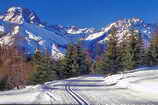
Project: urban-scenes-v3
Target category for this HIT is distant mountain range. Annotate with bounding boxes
[0,6,155,58]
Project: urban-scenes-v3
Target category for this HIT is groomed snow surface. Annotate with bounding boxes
[0,67,158,105]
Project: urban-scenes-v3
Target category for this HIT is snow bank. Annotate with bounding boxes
[104,67,158,94]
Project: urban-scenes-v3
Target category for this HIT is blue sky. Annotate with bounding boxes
[0,0,158,29]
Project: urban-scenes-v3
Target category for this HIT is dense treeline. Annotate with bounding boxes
[95,28,145,74]
[1,27,158,90]
[95,27,158,74]
[0,43,93,89]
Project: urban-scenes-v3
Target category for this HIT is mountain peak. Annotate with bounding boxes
[7,6,23,13]
[115,17,144,26]
[0,6,41,24]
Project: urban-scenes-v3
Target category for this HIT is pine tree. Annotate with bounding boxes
[61,44,79,78]
[75,45,92,75]
[61,44,92,78]
[119,32,128,72]
[121,30,144,71]
[94,56,106,74]
[95,27,121,75]
[84,50,94,74]
[136,31,145,66]
[145,31,158,66]
[30,50,58,85]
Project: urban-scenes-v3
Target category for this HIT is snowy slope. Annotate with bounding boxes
[0,6,155,58]
[0,67,158,104]
[0,20,69,57]
[86,18,153,47]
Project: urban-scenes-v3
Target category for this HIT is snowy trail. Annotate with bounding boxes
[0,68,158,104]
[65,80,89,105]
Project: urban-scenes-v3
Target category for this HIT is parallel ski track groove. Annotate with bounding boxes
[65,84,82,105]
[65,82,89,105]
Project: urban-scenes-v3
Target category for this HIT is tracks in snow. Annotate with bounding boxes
[41,81,89,105]
[65,82,89,105]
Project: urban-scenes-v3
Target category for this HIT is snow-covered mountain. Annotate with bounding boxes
[0,6,155,58]
[0,6,41,25]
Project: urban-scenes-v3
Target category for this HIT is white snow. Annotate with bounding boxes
[12,25,20,35]
[0,67,158,104]
[0,26,4,32]
[51,44,65,59]
[85,31,105,41]
[0,35,15,45]
[26,30,42,41]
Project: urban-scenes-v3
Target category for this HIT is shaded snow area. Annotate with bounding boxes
[0,67,158,104]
